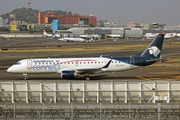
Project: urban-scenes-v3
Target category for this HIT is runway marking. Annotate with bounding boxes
[136,76,151,80]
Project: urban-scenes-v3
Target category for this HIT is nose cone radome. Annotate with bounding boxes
[7,66,13,73]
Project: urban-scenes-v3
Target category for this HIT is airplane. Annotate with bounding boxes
[143,33,158,40]
[107,34,121,38]
[164,33,177,39]
[52,34,69,42]
[107,34,121,40]
[43,30,60,37]
[79,35,96,42]
[80,34,91,39]
[90,34,101,40]
[80,34,100,40]
[53,33,86,42]
[7,33,165,80]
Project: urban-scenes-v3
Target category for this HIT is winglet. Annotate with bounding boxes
[102,60,112,68]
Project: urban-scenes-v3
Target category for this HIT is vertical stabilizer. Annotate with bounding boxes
[140,33,165,59]
[52,33,59,40]
[43,30,47,35]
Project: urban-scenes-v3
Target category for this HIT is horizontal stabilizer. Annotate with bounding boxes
[146,58,166,62]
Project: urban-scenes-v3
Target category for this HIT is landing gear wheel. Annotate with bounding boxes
[84,76,90,81]
[23,73,28,80]
[24,77,28,80]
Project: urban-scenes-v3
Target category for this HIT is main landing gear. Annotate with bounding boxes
[84,75,90,80]
[23,73,28,80]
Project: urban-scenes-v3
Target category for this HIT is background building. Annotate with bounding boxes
[127,22,165,29]
[103,21,118,27]
[97,20,118,27]
[0,17,4,27]
[38,11,97,27]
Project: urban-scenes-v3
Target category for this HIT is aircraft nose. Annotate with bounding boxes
[7,66,13,72]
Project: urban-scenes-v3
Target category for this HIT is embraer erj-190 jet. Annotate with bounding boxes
[7,33,165,80]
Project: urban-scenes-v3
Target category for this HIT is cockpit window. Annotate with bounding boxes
[15,62,21,65]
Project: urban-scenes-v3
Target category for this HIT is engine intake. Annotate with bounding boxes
[60,70,77,79]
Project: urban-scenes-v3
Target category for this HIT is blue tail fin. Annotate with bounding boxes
[140,33,165,60]
[52,33,59,40]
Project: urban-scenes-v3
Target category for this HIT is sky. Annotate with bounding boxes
[0,0,180,26]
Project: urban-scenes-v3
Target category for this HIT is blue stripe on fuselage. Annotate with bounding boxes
[110,56,156,66]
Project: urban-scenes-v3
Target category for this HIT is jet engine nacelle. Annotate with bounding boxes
[60,70,77,79]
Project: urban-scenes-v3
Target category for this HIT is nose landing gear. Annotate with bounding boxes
[23,73,28,80]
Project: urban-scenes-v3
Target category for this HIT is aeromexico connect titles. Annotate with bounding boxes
[7,33,165,80]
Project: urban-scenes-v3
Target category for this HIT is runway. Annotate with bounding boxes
[0,37,180,81]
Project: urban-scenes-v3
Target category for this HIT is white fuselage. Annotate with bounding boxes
[63,37,85,42]
[44,32,60,37]
[56,37,85,42]
[7,57,138,74]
